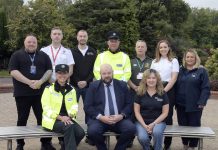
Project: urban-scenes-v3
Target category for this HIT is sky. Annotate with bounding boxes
[23,0,218,10]
[183,0,218,10]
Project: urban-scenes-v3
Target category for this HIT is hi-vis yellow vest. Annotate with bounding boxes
[93,50,131,82]
[41,84,78,130]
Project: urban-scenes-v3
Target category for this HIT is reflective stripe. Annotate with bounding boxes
[113,70,124,74]
[47,110,53,117]
[100,53,105,64]
[95,68,100,71]
[43,115,53,122]
[122,53,127,65]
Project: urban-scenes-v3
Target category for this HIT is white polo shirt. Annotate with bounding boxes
[41,45,75,82]
[150,57,179,82]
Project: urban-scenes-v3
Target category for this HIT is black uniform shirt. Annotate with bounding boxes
[135,92,169,124]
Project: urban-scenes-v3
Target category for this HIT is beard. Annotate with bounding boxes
[101,77,113,85]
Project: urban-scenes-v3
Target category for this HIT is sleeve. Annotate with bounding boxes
[172,58,179,72]
[150,60,156,70]
[162,93,169,105]
[67,49,75,65]
[123,54,131,81]
[41,87,58,119]
[93,54,101,80]
[197,68,211,105]
[84,83,101,119]
[134,95,141,104]
[8,52,19,72]
[44,53,52,71]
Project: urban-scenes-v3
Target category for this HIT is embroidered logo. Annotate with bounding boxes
[155,97,163,102]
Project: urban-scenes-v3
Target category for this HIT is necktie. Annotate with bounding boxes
[106,84,115,115]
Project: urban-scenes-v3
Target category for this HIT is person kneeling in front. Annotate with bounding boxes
[84,64,136,150]
[134,69,169,150]
[41,64,85,150]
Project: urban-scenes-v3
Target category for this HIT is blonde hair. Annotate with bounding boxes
[155,40,174,62]
[137,69,164,96]
[182,49,201,69]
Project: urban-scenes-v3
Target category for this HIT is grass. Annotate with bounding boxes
[0,70,10,77]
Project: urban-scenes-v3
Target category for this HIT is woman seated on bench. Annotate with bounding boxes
[41,64,85,150]
[134,69,169,150]
[175,49,210,150]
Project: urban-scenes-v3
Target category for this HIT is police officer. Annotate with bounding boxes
[93,31,131,82]
[41,64,85,150]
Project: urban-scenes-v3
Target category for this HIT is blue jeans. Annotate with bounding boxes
[136,121,166,150]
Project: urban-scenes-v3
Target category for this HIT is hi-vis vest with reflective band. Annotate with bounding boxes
[41,84,78,130]
[93,50,131,82]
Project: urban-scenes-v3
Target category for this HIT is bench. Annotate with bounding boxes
[0,125,215,150]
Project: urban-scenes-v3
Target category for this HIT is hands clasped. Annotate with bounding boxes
[99,115,123,125]
[29,80,43,89]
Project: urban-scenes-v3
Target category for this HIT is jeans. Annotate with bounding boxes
[136,121,166,150]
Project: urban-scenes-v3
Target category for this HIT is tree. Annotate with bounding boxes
[65,0,139,57]
[205,48,218,80]
[6,0,75,51]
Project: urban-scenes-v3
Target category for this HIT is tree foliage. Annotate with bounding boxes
[6,0,75,51]
[205,49,218,80]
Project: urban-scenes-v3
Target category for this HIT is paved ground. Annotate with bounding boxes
[0,93,217,150]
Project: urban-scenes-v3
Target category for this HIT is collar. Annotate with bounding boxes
[54,81,72,94]
[108,49,120,54]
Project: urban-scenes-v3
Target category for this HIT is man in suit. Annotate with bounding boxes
[84,64,136,150]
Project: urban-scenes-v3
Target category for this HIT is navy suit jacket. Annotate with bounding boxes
[84,79,132,122]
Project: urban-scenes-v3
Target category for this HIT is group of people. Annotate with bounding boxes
[8,27,211,150]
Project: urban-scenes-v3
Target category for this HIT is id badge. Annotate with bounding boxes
[53,65,56,72]
[137,72,143,79]
[30,65,36,74]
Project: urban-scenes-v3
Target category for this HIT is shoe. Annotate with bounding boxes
[85,136,95,146]
[16,144,24,150]
[59,141,65,150]
[41,142,56,150]
[127,140,133,148]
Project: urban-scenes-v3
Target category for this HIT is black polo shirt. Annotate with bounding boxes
[70,46,97,88]
[9,49,52,97]
[135,92,169,124]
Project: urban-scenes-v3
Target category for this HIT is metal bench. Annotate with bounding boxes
[0,125,215,150]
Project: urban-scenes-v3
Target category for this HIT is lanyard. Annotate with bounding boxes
[136,59,145,72]
[51,46,61,65]
[28,53,36,65]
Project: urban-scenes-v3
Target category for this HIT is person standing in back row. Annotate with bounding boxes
[150,40,179,150]
[70,30,97,102]
[41,27,75,83]
[9,34,55,150]
[93,30,131,82]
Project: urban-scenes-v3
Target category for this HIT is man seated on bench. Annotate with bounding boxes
[84,64,136,150]
[41,64,85,150]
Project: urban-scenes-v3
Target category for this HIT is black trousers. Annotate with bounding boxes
[52,120,85,150]
[15,95,51,146]
[163,83,175,148]
[176,105,202,147]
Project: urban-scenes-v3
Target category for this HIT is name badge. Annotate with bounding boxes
[30,65,36,74]
[137,72,143,79]
[116,64,123,67]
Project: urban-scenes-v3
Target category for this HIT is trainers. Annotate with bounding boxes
[16,144,24,150]
[41,142,56,150]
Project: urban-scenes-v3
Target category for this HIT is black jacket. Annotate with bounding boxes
[70,46,97,88]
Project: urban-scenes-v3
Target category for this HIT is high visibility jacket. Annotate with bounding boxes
[93,50,131,82]
[41,83,78,130]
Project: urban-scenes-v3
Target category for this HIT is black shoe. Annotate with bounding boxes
[16,144,24,150]
[85,137,95,146]
[59,141,65,150]
[127,140,133,148]
[41,142,56,150]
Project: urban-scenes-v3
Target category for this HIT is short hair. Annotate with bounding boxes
[137,69,164,96]
[155,39,174,62]
[25,33,36,39]
[77,29,87,35]
[135,40,147,46]
[51,26,62,33]
[182,49,201,69]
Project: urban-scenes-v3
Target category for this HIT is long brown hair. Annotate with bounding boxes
[137,69,164,96]
[155,40,174,62]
